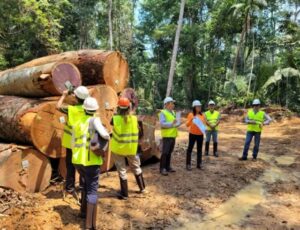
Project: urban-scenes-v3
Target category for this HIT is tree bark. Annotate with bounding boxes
[6,50,129,93]
[0,62,81,97]
[166,0,185,97]
[0,144,51,193]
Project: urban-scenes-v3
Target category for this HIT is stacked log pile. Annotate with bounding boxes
[0,50,158,193]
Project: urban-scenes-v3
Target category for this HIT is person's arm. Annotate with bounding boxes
[204,113,213,129]
[56,90,68,110]
[245,116,257,124]
[263,113,272,125]
[160,112,174,128]
[93,118,110,140]
[186,113,193,127]
[214,113,221,127]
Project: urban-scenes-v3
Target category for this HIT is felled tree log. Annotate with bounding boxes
[0,62,81,97]
[9,50,129,93]
[0,144,51,193]
[138,115,160,162]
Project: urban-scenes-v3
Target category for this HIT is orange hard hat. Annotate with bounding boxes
[118,97,130,108]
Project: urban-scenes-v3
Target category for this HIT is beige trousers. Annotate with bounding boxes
[112,154,142,180]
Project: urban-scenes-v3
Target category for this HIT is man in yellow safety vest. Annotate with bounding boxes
[56,86,90,194]
[204,100,221,157]
[239,99,272,161]
[159,97,180,176]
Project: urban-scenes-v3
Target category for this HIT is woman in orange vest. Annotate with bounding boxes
[186,100,205,170]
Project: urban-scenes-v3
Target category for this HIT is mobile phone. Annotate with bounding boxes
[64,81,74,93]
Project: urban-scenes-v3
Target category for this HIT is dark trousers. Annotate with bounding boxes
[242,131,261,159]
[160,137,176,171]
[49,157,60,179]
[75,165,100,204]
[186,134,203,166]
[66,148,76,192]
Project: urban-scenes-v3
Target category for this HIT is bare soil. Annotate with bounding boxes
[1,116,300,230]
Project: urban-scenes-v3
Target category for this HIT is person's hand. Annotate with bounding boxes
[173,120,177,125]
[62,90,68,96]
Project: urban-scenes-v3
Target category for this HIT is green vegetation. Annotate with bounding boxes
[0,0,299,112]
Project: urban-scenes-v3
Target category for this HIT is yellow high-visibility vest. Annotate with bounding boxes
[72,115,103,166]
[247,109,265,132]
[205,110,220,131]
[110,115,139,156]
[62,105,85,149]
[159,109,178,138]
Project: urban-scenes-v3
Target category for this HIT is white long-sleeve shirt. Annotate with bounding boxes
[91,117,110,140]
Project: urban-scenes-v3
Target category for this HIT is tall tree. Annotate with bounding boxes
[108,0,113,50]
[166,0,186,97]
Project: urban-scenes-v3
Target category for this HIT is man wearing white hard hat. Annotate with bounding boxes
[56,86,90,197]
[185,100,205,170]
[159,97,179,176]
[204,100,221,157]
[72,97,110,229]
[239,99,272,161]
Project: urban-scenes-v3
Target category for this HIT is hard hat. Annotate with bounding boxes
[192,100,201,107]
[208,100,215,105]
[163,97,175,105]
[83,97,99,111]
[252,99,261,105]
[118,97,130,109]
[74,86,89,100]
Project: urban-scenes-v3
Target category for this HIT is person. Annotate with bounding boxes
[204,100,221,157]
[72,97,110,229]
[159,97,180,176]
[49,157,64,185]
[186,100,205,170]
[110,97,146,200]
[239,99,272,161]
[56,86,90,195]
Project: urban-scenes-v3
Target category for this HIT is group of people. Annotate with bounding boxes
[50,86,145,230]
[49,85,272,230]
[159,96,272,175]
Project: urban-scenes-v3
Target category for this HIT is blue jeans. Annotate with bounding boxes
[75,165,100,204]
[242,131,261,159]
[206,130,218,143]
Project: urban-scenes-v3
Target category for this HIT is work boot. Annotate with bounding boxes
[92,203,97,230]
[213,143,218,157]
[186,164,192,171]
[167,168,176,173]
[118,178,128,200]
[239,157,247,161]
[85,203,97,230]
[160,169,168,176]
[135,173,146,193]
[79,190,87,218]
[205,142,209,156]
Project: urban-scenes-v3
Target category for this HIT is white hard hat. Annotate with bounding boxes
[74,86,90,100]
[192,100,201,107]
[83,97,99,111]
[252,99,261,105]
[208,100,215,105]
[163,97,175,105]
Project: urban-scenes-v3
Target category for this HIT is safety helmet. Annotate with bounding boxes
[83,97,99,111]
[118,97,130,109]
[163,97,175,105]
[208,100,215,105]
[252,99,261,105]
[74,86,89,100]
[192,100,201,107]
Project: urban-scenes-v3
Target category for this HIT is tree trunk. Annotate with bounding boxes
[4,50,129,93]
[0,144,51,193]
[0,62,81,97]
[108,0,114,50]
[138,115,160,162]
[166,0,185,97]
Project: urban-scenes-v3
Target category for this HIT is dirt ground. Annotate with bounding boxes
[1,116,300,230]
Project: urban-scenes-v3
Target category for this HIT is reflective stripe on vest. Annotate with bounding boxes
[247,109,265,132]
[62,105,85,149]
[72,115,103,166]
[110,115,139,156]
[159,109,178,138]
[205,110,220,131]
